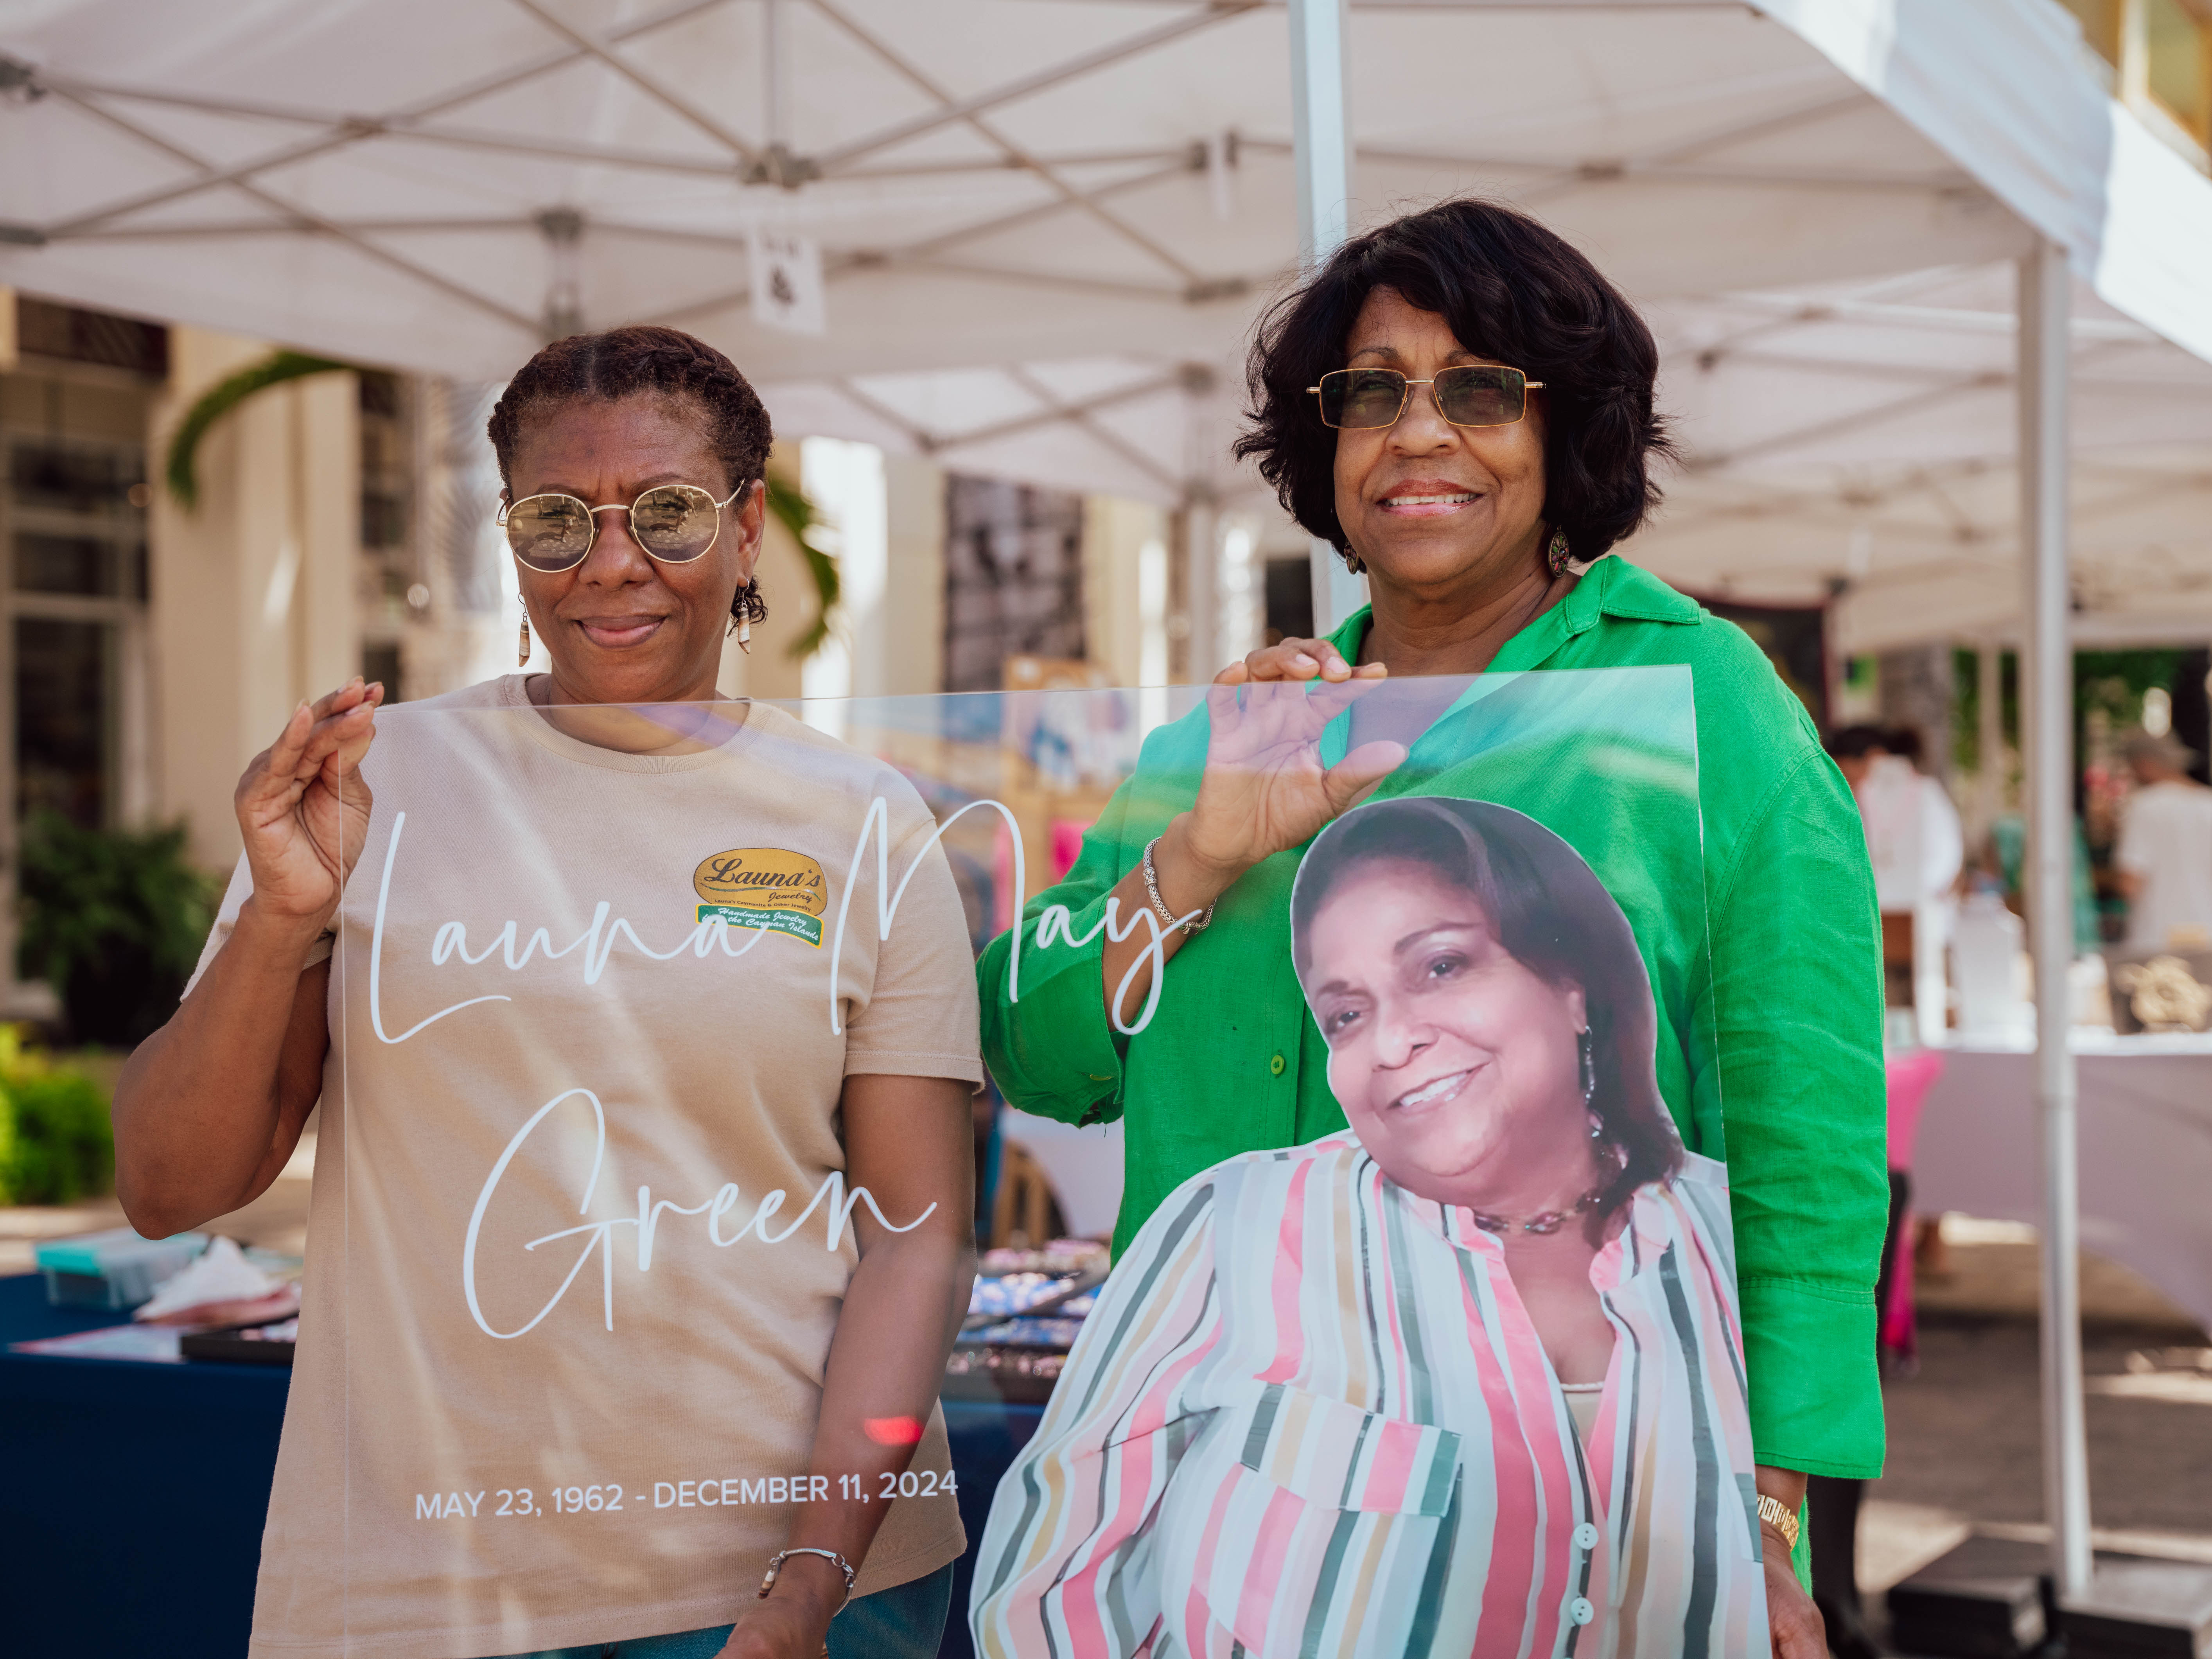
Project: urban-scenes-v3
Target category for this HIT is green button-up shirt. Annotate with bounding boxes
[977,556,1888,1478]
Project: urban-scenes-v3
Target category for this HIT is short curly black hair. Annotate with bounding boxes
[488,325,773,627]
[1233,199,1673,567]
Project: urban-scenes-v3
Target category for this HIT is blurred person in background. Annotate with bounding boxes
[1829,725,1963,1043]
[978,197,1889,1659]
[1828,725,1964,934]
[2113,729,2212,954]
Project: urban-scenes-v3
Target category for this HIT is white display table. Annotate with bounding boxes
[1914,1033,2212,1335]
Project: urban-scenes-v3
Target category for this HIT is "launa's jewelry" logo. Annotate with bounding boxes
[692,847,828,946]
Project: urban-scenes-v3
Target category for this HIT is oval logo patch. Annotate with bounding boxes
[693,847,828,946]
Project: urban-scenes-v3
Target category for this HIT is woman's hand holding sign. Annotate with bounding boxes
[1102,639,1402,1028]
[1181,639,1405,884]
[237,676,384,934]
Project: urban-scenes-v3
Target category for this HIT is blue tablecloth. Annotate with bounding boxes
[0,1274,1042,1658]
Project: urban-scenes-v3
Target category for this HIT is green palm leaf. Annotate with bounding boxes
[163,350,350,510]
[765,473,841,660]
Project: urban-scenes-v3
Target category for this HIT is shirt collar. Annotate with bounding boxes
[1316,557,1702,769]
[1325,555,1700,675]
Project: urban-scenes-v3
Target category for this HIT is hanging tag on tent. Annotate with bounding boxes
[1204,129,1238,222]
[749,230,826,335]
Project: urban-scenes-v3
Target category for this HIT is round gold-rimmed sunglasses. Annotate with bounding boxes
[1309,366,1544,431]
[497,483,746,574]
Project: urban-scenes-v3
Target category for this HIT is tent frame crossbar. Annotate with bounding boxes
[638,173,1208,332]
[1690,339,2137,471]
[1002,364,1181,490]
[818,367,1188,479]
[44,84,540,333]
[804,0,1203,284]
[503,0,762,169]
[812,0,1261,172]
[30,0,733,236]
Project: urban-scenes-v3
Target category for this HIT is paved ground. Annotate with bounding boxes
[1856,1233,2212,1650]
[1865,1319,2212,1578]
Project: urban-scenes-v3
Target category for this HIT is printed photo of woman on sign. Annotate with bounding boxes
[970,796,1765,1658]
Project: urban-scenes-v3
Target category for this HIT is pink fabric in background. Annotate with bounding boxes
[1886,1049,1945,1169]
[1050,819,1093,882]
[990,819,1099,934]
[1882,1049,1947,1356]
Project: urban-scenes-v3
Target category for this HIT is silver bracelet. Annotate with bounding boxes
[758,1546,856,1612]
[1142,835,1217,935]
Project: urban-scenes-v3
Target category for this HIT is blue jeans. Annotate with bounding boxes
[492,1560,953,1659]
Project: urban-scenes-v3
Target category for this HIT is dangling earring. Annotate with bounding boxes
[728,580,757,654]
[517,610,532,667]
[1578,1027,1599,1129]
[1547,527,1573,577]
[1341,548,1366,576]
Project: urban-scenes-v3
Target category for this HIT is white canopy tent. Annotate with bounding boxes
[7,0,2212,655]
[0,0,2064,378]
[1643,261,2212,654]
[9,0,2212,1609]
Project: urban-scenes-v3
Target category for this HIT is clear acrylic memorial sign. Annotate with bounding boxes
[261,665,1763,1657]
[967,667,1765,1658]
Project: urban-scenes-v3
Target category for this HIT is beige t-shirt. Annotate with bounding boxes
[192,679,981,1659]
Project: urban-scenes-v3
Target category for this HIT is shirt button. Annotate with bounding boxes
[1568,1598,1595,1626]
[1574,1523,1600,1551]
[1269,1053,1286,1076]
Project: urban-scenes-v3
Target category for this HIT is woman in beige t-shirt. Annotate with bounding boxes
[113,327,979,1659]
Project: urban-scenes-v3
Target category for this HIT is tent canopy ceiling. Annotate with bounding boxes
[1640,260,2212,653]
[0,0,2074,378]
[4,0,2212,650]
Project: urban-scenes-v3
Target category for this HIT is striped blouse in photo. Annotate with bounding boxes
[970,1132,1767,1658]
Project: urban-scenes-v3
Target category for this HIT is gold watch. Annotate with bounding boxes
[1756,1493,1801,1553]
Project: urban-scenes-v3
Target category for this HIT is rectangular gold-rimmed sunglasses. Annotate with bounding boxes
[1309,366,1544,430]
[497,483,744,573]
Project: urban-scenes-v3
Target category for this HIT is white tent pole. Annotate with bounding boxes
[765,0,786,152]
[1181,494,1217,683]
[1977,637,2003,840]
[2019,235,2092,1602]
[1288,0,1348,268]
[1288,0,1367,635]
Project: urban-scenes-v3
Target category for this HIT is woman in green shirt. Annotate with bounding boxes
[976,199,1884,1657]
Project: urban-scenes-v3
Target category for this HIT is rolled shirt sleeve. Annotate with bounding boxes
[977,716,1201,1126]
[975,829,1129,1125]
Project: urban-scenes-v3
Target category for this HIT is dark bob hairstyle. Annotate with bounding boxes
[488,325,774,628]
[1234,199,1673,569]
[1289,796,1682,1217]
